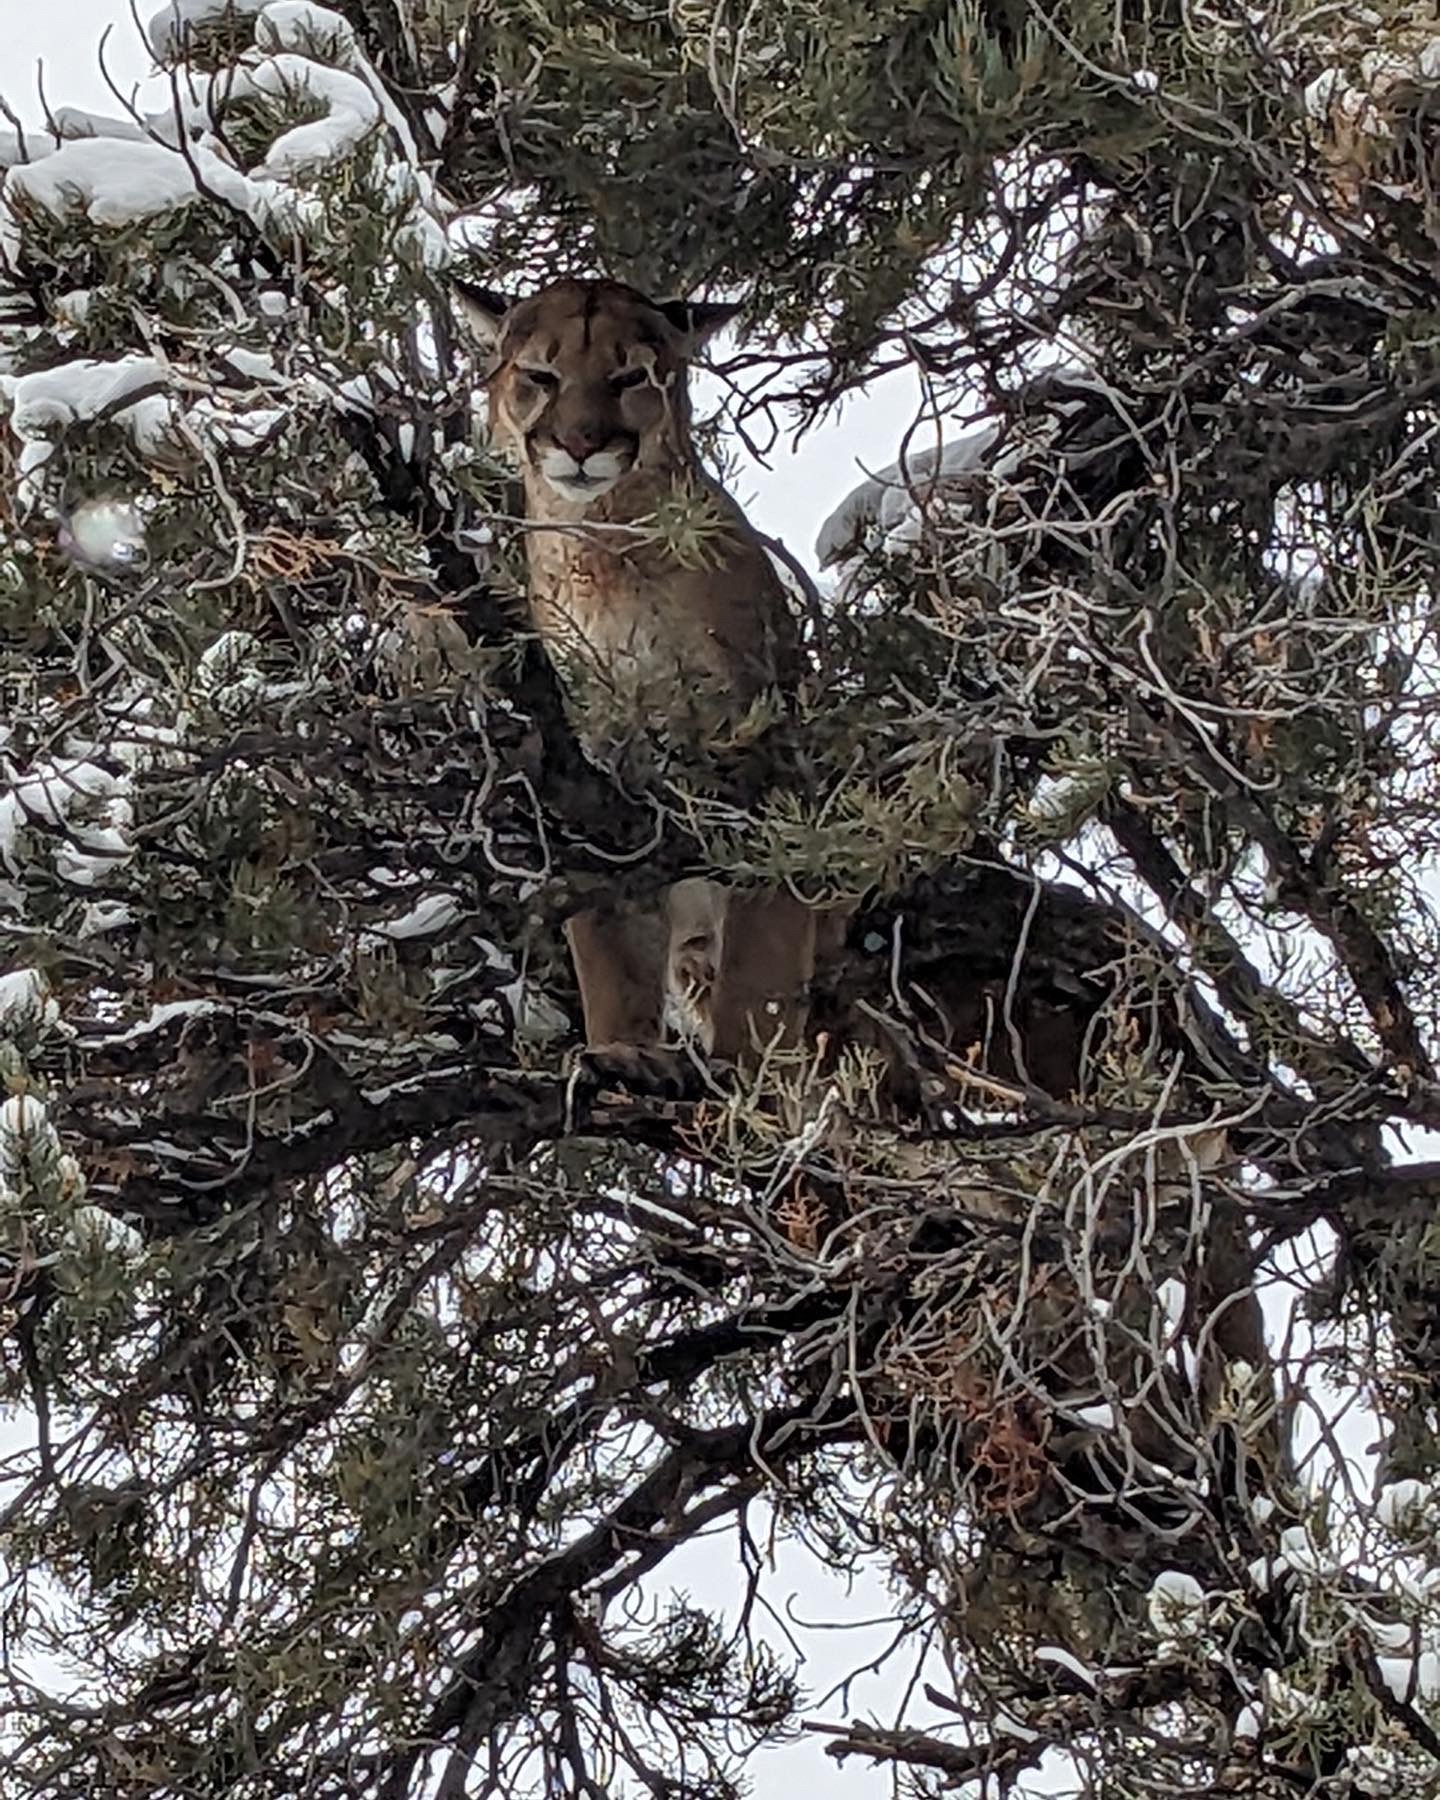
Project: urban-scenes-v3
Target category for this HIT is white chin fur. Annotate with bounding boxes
[543,472,622,504]
[538,447,629,505]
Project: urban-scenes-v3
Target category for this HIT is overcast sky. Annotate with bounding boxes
[9,7,153,124]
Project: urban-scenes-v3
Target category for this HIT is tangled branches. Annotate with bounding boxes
[3,0,1440,1795]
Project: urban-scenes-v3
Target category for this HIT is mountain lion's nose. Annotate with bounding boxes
[557,427,607,463]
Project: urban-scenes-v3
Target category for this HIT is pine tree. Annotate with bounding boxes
[4,0,1440,1794]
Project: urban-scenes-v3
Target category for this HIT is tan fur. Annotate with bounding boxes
[456,276,818,1073]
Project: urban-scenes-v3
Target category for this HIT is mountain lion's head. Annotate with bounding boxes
[454,278,738,508]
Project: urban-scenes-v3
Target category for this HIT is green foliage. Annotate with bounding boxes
[3,0,1440,1795]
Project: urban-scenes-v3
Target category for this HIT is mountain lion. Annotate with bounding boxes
[455,276,831,1087]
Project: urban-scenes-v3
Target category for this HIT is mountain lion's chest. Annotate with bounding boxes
[526,535,783,748]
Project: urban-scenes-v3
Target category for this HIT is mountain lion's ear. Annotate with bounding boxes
[657,298,744,354]
[452,281,516,358]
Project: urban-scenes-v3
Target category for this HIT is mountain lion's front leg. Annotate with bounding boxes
[566,903,694,1093]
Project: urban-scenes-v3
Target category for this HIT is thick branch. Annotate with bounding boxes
[803,1718,1046,1787]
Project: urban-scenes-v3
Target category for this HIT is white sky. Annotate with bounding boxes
[7,7,152,125]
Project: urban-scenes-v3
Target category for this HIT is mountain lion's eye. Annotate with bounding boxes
[519,366,558,389]
[611,367,648,391]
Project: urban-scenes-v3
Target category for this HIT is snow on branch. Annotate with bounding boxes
[0,137,262,270]
[814,423,1004,568]
[2,1,447,275]
[145,0,268,62]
